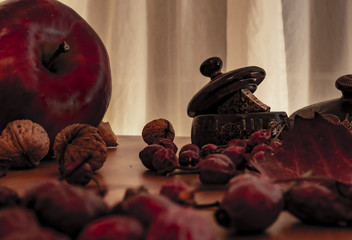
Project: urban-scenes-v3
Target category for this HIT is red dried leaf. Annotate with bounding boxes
[250,114,352,184]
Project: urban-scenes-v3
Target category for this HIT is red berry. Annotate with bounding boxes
[222,146,245,166]
[160,178,195,205]
[146,207,216,240]
[198,154,236,184]
[228,139,248,148]
[249,129,272,146]
[216,174,284,233]
[152,148,179,174]
[77,216,144,240]
[139,144,165,170]
[179,143,200,155]
[251,143,273,156]
[200,143,218,157]
[153,138,178,153]
[119,193,176,227]
[179,150,200,167]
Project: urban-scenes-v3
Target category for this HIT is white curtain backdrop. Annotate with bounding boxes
[59,0,352,137]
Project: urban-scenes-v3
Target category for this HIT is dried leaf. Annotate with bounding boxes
[250,114,352,184]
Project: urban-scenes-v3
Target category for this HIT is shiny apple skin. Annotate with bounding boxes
[0,0,112,146]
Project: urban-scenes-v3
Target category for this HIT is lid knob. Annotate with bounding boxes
[200,57,223,79]
[336,74,352,98]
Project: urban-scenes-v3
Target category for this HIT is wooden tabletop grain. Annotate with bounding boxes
[0,135,351,240]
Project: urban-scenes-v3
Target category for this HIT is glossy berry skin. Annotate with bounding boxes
[228,138,248,148]
[0,206,69,240]
[198,154,235,184]
[23,180,108,237]
[119,193,176,227]
[248,129,272,146]
[139,144,165,170]
[77,216,144,240]
[200,143,218,157]
[222,146,245,166]
[0,0,111,146]
[146,207,216,240]
[0,207,40,237]
[285,182,352,226]
[160,178,195,205]
[152,148,179,173]
[216,174,284,233]
[179,150,200,167]
[0,186,20,208]
[179,143,200,155]
[153,138,178,153]
[179,143,200,166]
[251,143,273,156]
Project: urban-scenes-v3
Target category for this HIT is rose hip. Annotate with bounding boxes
[77,216,144,240]
[160,178,195,205]
[179,150,200,167]
[153,138,178,153]
[0,207,40,237]
[216,173,284,233]
[168,153,236,185]
[23,179,108,237]
[285,182,352,226]
[251,143,273,156]
[198,154,236,184]
[200,143,218,157]
[248,129,272,147]
[0,186,20,208]
[0,207,69,240]
[228,138,248,148]
[152,148,179,174]
[222,145,245,166]
[146,207,216,240]
[139,144,165,170]
[117,193,177,227]
[179,143,200,155]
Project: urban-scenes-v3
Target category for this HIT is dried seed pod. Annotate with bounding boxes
[53,124,107,179]
[97,121,118,147]
[142,118,175,145]
[0,119,50,169]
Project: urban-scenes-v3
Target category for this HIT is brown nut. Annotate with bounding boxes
[53,124,107,176]
[0,119,50,168]
[142,118,175,145]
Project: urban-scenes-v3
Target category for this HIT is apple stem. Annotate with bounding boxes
[46,41,70,71]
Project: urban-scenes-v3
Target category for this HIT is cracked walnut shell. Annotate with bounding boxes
[53,123,107,176]
[0,119,50,168]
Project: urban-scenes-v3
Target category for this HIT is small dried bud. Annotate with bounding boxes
[97,121,118,147]
[0,119,50,169]
[142,118,175,145]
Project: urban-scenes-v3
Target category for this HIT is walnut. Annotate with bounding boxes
[0,119,50,169]
[53,123,107,178]
[142,118,175,144]
[97,121,118,147]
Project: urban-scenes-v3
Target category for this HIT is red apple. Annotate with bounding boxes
[0,0,112,147]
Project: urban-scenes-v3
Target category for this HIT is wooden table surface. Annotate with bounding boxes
[1,135,352,240]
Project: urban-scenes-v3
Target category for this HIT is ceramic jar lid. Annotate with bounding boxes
[187,57,269,117]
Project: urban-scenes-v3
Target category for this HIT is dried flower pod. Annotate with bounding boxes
[53,124,107,178]
[142,118,175,145]
[97,121,118,147]
[0,119,50,169]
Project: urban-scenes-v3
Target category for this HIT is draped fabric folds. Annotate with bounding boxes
[60,0,352,136]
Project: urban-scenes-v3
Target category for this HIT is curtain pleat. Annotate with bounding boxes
[54,1,352,136]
